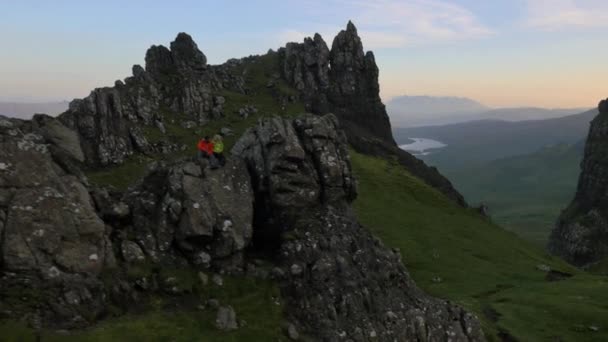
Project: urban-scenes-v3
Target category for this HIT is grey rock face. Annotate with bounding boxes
[170,32,208,72]
[0,116,110,327]
[281,33,331,112]
[278,21,393,145]
[550,98,608,266]
[233,114,484,341]
[232,114,356,216]
[123,159,253,269]
[59,85,154,166]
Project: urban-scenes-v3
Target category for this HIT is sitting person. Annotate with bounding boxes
[212,134,225,167]
[197,136,214,159]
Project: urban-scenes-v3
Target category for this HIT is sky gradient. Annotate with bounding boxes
[1,0,606,108]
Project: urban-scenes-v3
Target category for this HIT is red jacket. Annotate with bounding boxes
[197,139,214,155]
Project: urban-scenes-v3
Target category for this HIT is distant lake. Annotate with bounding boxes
[399,138,447,156]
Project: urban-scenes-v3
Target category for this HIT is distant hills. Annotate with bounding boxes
[394,108,597,168]
[393,107,598,245]
[386,95,589,127]
[448,142,584,244]
[386,95,488,126]
[0,101,69,119]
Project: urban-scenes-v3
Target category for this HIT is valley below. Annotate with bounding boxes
[394,110,595,246]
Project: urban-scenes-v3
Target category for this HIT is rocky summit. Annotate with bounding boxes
[549,99,608,266]
[58,32,244,167]
[0,22,485,341]
[278,21,466,206]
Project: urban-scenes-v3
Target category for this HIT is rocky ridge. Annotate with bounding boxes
[549,99,608,266]
[278,21,466,206]
[59,23,464,206]
[58,32,245,167]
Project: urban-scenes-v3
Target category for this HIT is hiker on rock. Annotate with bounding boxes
[197,136,214,159]
[212,134,225,167]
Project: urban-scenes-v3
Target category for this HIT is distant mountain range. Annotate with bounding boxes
[386,95,589,127]
[0,101,69,119]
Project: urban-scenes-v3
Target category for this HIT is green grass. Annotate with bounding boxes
[86,155,154,191]
[0,275,283,342]
[351,151,608,341]
[443,143,583,246]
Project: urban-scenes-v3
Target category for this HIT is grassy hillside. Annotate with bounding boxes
[352,151,608,342]
[446,142,583,245]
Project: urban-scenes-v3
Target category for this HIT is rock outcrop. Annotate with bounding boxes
[233,114,484,341]
[278,22,467,206]
[279,21,393,145]
[549,98,608,266]
[58,32,243,167]
[0,115,111,327]
[120,158,253,271]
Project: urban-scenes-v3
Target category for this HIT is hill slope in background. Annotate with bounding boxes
[447,142,584,245]
[386,95,488,127]
[394,108,597,169]
[394,110,594,245]
[352,152,608,341]
[386,95,587,127]
[0,101,69,119]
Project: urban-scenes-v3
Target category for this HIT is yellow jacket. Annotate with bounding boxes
[213,140,224,153]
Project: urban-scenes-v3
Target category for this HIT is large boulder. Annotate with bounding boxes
[0,116,111,327]
[550,98,608,266]
[122,158,253,271]
[233,114,485,341]
[232,114,356,226]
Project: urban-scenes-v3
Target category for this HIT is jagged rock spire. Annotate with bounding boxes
[145,32,208,74]
[277,21,467,206]
[170,32,208,71]
[346,19,357,32]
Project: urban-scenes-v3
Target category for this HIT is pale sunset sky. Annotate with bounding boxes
[0,0,606,108]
